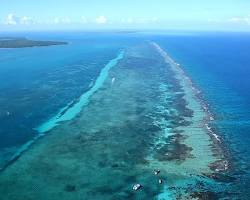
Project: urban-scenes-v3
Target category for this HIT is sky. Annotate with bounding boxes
[1,0,250,31]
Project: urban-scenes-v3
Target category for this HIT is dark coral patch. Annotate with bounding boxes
[154,134,193,162]
[64,184,76,192]
[189,191,218,200]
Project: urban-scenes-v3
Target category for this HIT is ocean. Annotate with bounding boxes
[154,32,250,198]
[0,31,249,199]
[0,32,136,168]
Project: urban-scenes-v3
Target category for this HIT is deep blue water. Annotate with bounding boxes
[0,31,250,198]
[0,32,138,168]
[155,32,250,198]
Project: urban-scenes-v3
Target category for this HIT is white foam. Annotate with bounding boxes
[212,133,221,142]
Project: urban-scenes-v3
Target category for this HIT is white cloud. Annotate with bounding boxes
[121,17,159,24]
[121,18,134,24]
[4,14,18,25]
[53,17,60,24]
[207,18,221,23]
[20,16,33,25]
[62,17,71,24]
[151,17,159,22]
[228,15,250,25]
[81,16,88,24]
[95,16,107,24]
[137,18,147,24]
[208,16,250,26]
[3,13,33,25]
[53,17,71,24]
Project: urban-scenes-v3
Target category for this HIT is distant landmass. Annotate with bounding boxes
[0,37,67,48]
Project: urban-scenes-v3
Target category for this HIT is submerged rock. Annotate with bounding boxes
[64,184,76,192]
[154,169,160,175]
[209,160,229,172]
[154,133,193,162]
[132,183,142,191]
[189,191,217,200]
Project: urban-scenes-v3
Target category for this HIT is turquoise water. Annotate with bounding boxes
[155,32,250,198]
[0,32,249,199]
[0,32,133,169]
[37,51,124,133]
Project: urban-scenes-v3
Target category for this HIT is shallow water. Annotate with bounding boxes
[0,32,131,169]
[0,32,249,199]
[154,32,250,199]
[0,39,224,199]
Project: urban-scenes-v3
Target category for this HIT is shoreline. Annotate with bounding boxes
[0,38,68,48]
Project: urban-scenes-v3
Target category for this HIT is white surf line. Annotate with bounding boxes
[37,51,124,133]
[152,42,219,199]
[152,42,222,146]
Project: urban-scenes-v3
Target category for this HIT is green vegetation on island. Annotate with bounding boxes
[0,37,68,48]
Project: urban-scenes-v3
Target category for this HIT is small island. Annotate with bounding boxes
[0,37,68,48]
